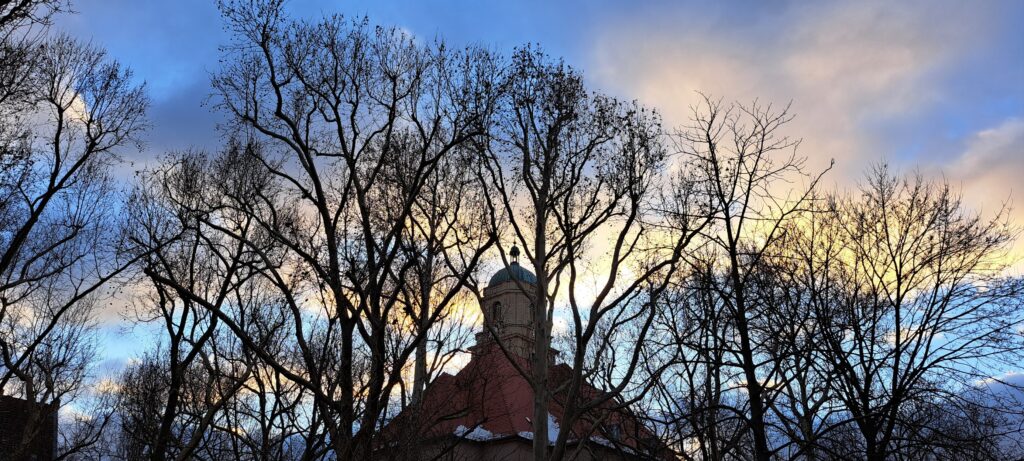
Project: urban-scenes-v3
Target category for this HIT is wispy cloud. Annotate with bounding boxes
[587,1,1014,186]
[587,0,1024,273]
[950,118,1024,207]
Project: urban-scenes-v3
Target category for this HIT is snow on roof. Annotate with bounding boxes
[454,425,496,441]
[516,412,560,444]
[382,341,668,457]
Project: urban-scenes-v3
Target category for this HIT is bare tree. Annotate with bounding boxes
[119,2,503,458]
[809,166,1023,461]
[652,95,829,461]
[0,1,147,453]
[749,201,845,461]
[122,143,279,461]
[0,0,67,110]
[645,259,754,461]
[402,148,492,409]
[476,47,706,460]
[655,156,1023,460]
[0,0,66,30]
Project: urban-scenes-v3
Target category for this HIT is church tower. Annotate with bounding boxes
[382,246,667,460]
[472,246,539,358]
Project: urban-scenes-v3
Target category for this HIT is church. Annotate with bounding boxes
[382,248,668,460]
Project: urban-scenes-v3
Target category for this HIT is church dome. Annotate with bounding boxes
[488,262,537,287]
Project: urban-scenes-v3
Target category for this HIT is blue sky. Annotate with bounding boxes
[58,0,1023,189]
[55,0,1024,367]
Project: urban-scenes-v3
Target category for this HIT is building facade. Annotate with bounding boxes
[382,250,667,460]
[0,395,58,461]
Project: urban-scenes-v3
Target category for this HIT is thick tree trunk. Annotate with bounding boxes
[727,229,771,461]
[412,335,428,404]
[736,310,771,461]
[532,217,550,460]
[412,253,435,405]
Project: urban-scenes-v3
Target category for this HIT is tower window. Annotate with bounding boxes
[491,302,503,326]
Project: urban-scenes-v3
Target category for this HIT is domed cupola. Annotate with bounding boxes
[487,264,538,287]
[487,245,537,287]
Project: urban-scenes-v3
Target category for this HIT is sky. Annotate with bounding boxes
[53,0,1024,369]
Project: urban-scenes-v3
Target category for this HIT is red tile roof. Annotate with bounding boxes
[383,342,670,459]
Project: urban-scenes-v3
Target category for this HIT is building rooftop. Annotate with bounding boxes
[487,262,537,288]
[382,342,669,459]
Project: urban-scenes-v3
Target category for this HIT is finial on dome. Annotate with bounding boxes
[510,245,520,264]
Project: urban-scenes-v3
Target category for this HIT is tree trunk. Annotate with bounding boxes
[532,218,550,460]
[412,253,435,405]
[736,309,771,461]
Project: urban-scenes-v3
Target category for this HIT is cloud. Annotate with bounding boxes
[45,0,1022,380]
[951,118,1024,207]
[587,1,997,185]
[945,118,1024,269]
[58,0,224,100]
[587,0,1024,268]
